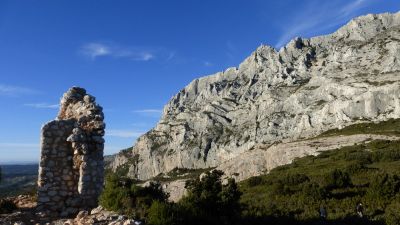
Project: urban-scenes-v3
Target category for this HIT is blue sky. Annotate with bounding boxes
[0,0,399,163]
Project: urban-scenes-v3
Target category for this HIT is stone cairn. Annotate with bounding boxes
[37,87,105,217]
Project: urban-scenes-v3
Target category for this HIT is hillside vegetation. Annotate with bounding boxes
[240,141,400,224]
[240,119,400,225]
[102,119,400,225]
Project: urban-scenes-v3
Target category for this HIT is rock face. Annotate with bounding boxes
[111,12,400,182]
[37,87,105,217]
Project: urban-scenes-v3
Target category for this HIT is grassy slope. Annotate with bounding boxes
[318,118,400,137]
[240,119,400,224]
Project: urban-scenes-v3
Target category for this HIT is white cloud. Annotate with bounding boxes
[24,103,59,109]
[80,42,156,61]
[81,43,111,59]
[134,52,154,61]
[0,84,38,97]
[275,0,372,49]
[106,129,144,138]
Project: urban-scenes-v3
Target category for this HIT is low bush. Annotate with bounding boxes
[147,201,177,225]
[301,182,327,200]
[99,173,169,219]
[179,170,242,225]
[367,173,400,200]
[247,176,263,187]
[324,169,352,189]
[385,199,400,225]
[281,173,309,186]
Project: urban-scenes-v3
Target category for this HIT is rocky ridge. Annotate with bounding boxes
[111,12,400,185]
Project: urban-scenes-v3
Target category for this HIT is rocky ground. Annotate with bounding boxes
[0,195,142,225]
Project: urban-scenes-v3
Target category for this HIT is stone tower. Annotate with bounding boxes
[37,87,105,217]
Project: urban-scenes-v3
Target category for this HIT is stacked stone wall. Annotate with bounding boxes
[37,87,105,217]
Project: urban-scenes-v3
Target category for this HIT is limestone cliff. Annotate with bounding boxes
[111,11,400,181]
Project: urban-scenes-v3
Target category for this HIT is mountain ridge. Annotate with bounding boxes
[110,11,400,183]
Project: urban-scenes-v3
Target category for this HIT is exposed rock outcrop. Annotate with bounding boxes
[111,12,400,184]
[37,87,105,217]
[0,196,141,225]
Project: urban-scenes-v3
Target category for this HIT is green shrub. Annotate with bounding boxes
[247,176,263,187]
[179,170,242,225]
[221,178,242,218]
[147,201,176,225]
[282,173,309,186]
[301,182,327,200]
[270,182,291,196]
[324,169,352,189]
[0,199,17,214]
[345,161,366,174]
[99,173,169,219]
[385,199,400,225]
[367,173,400,200]
[344,150,372,164]
[369,140,400,162]
[99,174,133,215]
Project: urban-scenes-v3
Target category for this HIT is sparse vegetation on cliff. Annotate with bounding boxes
[318,118,400,137]
[153,167,214,182]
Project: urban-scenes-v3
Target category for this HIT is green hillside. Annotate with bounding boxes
[240,120,400,225]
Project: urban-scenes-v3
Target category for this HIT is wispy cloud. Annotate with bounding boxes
[275,0,372,49]
[0,84,38,97]
[225,40,237,60]
[204,61,213,67]
[24,103,59,109]
[106,129,144,138]
[166,52,176,61]
[80,43,111,59]
[340,0,367,16]
[79,42,175,62]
